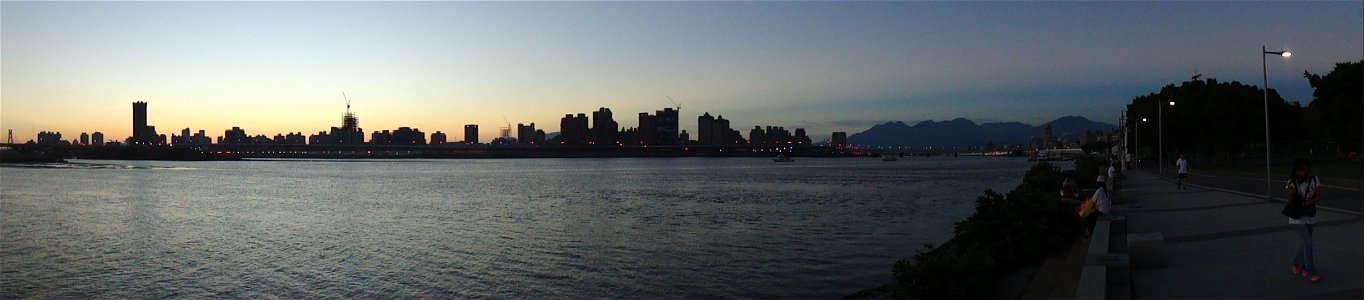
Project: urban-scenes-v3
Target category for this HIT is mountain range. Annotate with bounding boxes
[846,116,1116,148]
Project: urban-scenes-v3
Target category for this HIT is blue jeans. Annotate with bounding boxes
[1292,224,1316,274]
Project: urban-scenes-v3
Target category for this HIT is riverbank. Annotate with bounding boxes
[846,160,1088,299]
[0,150,66,163]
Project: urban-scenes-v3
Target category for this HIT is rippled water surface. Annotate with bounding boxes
[2,157,1031,298]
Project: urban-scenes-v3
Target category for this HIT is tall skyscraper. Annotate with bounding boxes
[464,124,479,144]
[656,107,679,145]
[712,115,731,145]
[832,132,848,148]
[559,113,589,146]
[517,123,539,145]
[794,128,810,145]
[79,133,89,145]
[637,112,657,145]
[591,107,617,145]
[697,112,715,144]
[132,101,146,142]
[91,132,104,146]
[129,101,162,145]
[131,101,155,144]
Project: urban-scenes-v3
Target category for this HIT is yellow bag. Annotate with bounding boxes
[1078,197,1096,218]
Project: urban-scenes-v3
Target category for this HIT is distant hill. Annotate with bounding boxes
[846,116,1115,148]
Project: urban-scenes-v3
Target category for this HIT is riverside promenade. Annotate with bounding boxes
[1116,169,1362,299]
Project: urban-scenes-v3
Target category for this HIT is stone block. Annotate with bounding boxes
[1128,232,1167,269]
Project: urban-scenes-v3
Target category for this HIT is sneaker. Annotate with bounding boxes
[1292,266,1303,275]
[1309,274,1322,282]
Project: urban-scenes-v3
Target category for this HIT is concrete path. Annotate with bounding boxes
[1117,170,1363,299]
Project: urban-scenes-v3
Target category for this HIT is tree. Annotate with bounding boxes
[1124,77,1302,162]
[1304,61,1363,156]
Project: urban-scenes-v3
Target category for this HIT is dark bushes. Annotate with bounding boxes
[888,162,1080,299]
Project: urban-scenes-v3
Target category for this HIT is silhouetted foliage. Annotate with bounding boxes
[1080,141,1113,155]
[888,162,1078,299]
[1124,77,1303,162]
[1071,156,1107,189]
[1303,61,1363,156]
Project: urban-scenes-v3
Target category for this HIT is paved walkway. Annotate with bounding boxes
[1117,170,1363,299]
[1146,166,1363,214]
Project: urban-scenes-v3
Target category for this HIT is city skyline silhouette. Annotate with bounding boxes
[3,2,1360,143]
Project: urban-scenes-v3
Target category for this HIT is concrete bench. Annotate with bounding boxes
[1077,219,1117,300]
[1128,232,1167,269]
[1088,219,1111,255]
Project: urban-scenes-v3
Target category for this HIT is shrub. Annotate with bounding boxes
[889,162,1079,299]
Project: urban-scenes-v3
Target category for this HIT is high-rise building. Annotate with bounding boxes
[91,132,104,146]
[37,131,65,145]
[132,101,147,143]
[591,107,618,145]
[130,101,161,145]
[656,107,679,145]
[464,124,479,144]
[286,132,306,145]
[713,115,732,144]
[310,107,365,145]
[697,113,715,144]
[634,107,680,145]
[370,130,392,145]
[517,123,545,145]
[794,128,810,145]
[79,132,89,145]
[222,127,249,144]
[637,113,657,145]
[392,127,426,145]
[750,126,766,144]
[559,113,589,146]
[177,128,192,145]
[831,132,848,148]
[431,131,447,145]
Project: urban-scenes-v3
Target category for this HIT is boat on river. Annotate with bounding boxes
[773,154,794,162]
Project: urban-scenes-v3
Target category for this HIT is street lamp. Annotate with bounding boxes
[1138,117,1147,167]
[1159,101,1174,176]
[1262,46,1291,201]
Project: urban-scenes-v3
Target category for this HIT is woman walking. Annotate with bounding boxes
[1285,158,1321,282]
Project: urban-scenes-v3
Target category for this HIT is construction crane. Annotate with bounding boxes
[342,92,352,114]
[666,95,681,111]
[500,116,513,140]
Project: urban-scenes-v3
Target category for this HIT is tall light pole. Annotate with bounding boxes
[1159,101,1174,176]
[1121,109,1128,170]
[1139,118,1146,168]
[1262,46,1291,201]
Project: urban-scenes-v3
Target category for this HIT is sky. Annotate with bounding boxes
[2,2,1361,143]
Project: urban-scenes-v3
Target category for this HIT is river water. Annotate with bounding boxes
[1,157,1032,298]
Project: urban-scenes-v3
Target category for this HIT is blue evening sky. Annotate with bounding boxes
[2,1,1360,141]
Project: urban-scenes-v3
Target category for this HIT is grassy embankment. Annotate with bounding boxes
[848,159,1099,299]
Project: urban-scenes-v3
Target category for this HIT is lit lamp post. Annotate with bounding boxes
[1138,117,1146,167]
[1159,101,1174,176]
[1262,46,1291,201]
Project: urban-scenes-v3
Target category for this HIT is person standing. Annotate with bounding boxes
[1107,162,1118,191]
[1174,154,1189,190]
[1286,158,1321,282]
